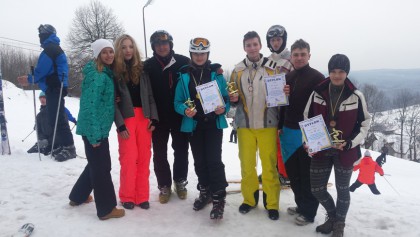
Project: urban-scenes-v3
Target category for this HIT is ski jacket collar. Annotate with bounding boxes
[41,34,61,48]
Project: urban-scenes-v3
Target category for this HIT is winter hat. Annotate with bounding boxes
[38,24,56,35]
[328,54,350,75]
[39,91,46,98]
[91,39,114,59]
[364,150,371,157]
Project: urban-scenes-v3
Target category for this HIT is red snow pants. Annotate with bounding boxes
[277,137,288,178]
[118,108,152,204]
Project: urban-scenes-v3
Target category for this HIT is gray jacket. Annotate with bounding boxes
[114,72,159,128]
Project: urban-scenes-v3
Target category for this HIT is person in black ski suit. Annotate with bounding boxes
[143,30,190,204]
[27,92,76,156]
[18,24,76,162]
[376,146,388,167]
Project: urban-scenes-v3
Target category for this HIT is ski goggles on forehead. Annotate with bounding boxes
[267,28,285,38]
[152,32,170,41]
[191,37,210,47]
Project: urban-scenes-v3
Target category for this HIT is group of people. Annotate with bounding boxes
[19,22,374,236]
[227,27,371,237]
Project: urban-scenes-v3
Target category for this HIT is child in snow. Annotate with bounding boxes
[350,150,384,195]
[304,54,371,236]
[68,39,125,220]
[113,34,158,210]
[174,37,229,220]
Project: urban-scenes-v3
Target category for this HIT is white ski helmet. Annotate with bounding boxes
[189,37,210,53]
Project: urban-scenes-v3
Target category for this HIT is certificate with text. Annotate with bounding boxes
[264,74,288,107]
[299,115,333,152]
[196,80,225,114]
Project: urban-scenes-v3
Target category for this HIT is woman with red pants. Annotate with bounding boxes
[114,34,159,210]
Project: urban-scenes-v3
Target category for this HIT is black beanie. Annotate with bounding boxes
[328,54,350,75]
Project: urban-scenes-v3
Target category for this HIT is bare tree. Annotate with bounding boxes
[67,0,124,55]
[393,89,415,158]
[0,46,38,88]
[360,83,387,149]
[404,105,420,161]
[66,0,124,96]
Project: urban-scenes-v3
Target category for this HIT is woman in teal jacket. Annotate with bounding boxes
[174,37,229,220]
[69,39,124,220]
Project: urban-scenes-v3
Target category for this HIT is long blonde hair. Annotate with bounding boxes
[113,34,144,84]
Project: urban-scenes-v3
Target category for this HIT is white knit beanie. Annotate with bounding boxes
[364,150,371,157]
[91,39,114,59]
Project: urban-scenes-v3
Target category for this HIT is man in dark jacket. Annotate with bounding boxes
[18,24,76,162]
[279,39,325,226]
[143,30,190,204]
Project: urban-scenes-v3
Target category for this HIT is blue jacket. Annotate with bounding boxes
[27,34,69,91]
[174,64,230,132]
[65,107,77,124]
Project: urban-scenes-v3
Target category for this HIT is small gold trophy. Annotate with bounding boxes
[227,81,238,95]
[184,97,196,111]
[330,128,345,147]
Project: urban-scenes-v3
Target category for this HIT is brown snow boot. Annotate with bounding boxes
[99,207,125,220]
[69,195,93,206]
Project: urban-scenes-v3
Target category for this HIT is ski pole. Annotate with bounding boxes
[31,66,41,161]
[50,73,65,160]
[21,129,35,142]
[382,176,400,196]
[70,123,76,131]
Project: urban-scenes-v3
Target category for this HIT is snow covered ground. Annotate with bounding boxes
[1,80,420,237]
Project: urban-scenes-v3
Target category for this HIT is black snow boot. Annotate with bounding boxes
[210,190,226,220]
[316,213,336,234]
[193,184,212,211]
[54,144,76,162]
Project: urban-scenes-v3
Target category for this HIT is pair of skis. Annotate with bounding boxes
[0,73,11,155]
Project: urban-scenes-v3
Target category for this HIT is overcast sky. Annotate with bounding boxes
[1,0,420,72]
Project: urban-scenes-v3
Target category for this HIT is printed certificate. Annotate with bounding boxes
[264,74,288,107]
[196,80,225,114]
[299,115,333,152]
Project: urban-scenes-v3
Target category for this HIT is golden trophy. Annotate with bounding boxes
[330,128,345,147]
[227,81,238,95]
[184,98,196,111]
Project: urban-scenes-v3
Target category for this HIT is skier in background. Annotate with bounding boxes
[350,150,384,195]
[376,145,388,167]
[17,24,76,161]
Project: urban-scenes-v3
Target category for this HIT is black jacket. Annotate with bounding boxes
[144,53,189,126]
[279,64,324,129]
[36,105,53,142]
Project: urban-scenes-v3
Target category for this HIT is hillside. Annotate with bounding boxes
[1,80,420,237]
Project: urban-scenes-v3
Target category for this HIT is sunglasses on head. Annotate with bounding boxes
[191,37,210,47]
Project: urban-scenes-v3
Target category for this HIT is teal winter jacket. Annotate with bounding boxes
[76,61,115,145]
[174,64,230,132]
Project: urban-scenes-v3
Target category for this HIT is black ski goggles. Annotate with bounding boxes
[267,28,285,38]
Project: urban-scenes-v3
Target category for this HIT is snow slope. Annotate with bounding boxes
[1,80,419,237]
